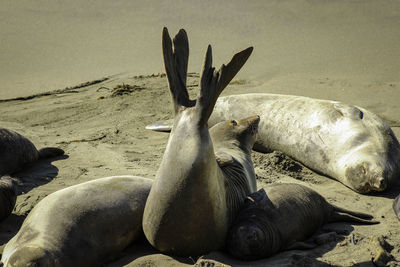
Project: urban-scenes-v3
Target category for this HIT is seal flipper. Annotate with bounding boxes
[332,211,379,224]
[38,147,64,159]
[215,151,234,167]
[145,120,173,132]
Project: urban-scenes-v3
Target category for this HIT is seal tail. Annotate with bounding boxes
[332,205,379,224]
[38,147,64,159]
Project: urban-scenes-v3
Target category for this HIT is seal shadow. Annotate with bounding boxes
[107,237,196,266]
[11,154,69,195]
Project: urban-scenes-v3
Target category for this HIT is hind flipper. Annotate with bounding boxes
[145,120,174,132]
[332,205,374,220]
[38,147,64,158]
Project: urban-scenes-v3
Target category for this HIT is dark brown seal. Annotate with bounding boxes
[0,128,64,175]
[142,28,255,256]
[227,183,379,260]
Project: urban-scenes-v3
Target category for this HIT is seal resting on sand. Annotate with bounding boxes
[0,176,17,222]
[142,28,255,256]
[147,94,400,194]
[0,128,64,175]
[227,183,379,260]
[1,175,152,267]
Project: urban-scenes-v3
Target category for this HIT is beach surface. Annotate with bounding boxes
[0,73,399,266]
[0,0,400,266]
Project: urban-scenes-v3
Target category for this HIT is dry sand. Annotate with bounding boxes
[1,0,400,266]
[0,73,399,266]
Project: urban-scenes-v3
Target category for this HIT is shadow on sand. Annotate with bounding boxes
[11,154,68,195]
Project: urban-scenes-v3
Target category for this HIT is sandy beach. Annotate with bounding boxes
[0,1,399,266]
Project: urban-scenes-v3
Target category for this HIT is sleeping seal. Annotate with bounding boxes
[142,28,255,256]
[1,175,152,266]
[0,128,64,175]
[147,94,400,194]
[0,176,17,222]
[227,183,378,260]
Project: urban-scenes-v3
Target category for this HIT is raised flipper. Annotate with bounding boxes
[145,120,173,132]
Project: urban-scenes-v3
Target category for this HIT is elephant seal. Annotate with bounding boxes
[142,28,255,256]
[0,176,17,222]
[0,128,64,175]
[227,183,379,260]
[394,194,400,220]
[1,175,152,267]
[147,94,400,194]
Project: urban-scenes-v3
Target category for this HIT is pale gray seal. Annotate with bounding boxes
[0,128,64,175]
[147,94,400,194]
[1,175,152,266]
[227,183,378,260]
[0,176,17,222]
[142,28,255,256]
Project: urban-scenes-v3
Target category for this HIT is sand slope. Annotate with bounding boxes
[0,74,399,266]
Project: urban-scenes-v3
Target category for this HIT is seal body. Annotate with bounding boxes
[208,94,400,194]
[142,28,254,256]
[0,128,64,175]
[227,183,378,260]
[1,175,152,267]
[143,116,259,256]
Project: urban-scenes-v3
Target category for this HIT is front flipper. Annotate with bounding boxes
[215,151,234,167]
[145,119,173,132]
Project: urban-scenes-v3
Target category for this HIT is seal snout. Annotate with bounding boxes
[372,177,387,191]
[246,115,260,135]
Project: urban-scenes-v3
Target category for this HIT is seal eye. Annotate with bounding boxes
[231,120,237,126]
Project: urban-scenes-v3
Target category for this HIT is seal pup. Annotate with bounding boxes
[147,94,400,194]
[0,176,17,222]
[1,175,152,267]
[0,128,64,175]
[227,183,379,260]
[142,28,255,256]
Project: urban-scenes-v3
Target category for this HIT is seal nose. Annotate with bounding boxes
[374,177,387,191]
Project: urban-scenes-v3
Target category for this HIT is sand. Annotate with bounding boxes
[0,1,400,266]
[0,72,399,266]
